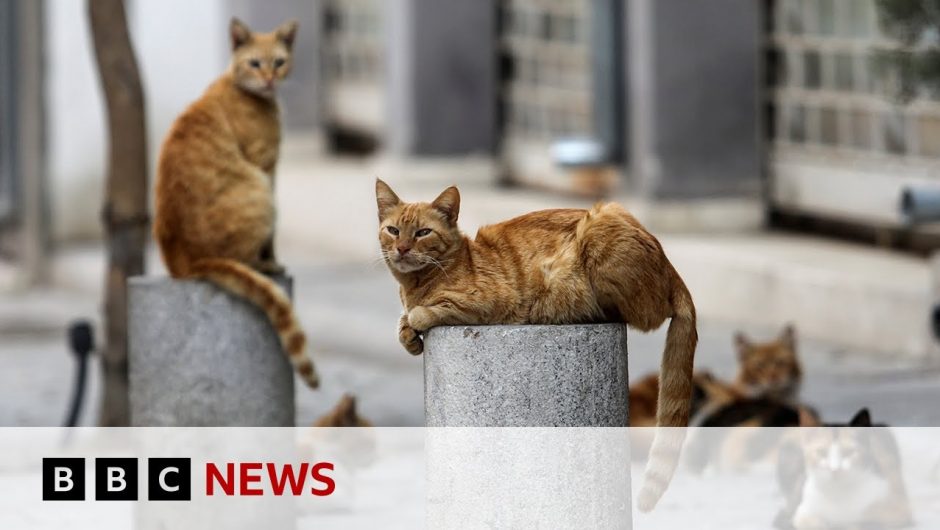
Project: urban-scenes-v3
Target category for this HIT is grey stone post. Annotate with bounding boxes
[128,276,295,427]
[424,324,629,426]
[424,324,632,527]
[386,0,497,156]
[626,0,761,199]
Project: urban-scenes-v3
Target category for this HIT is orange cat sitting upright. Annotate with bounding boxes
[375,180,697,511]
[154,18,318,388]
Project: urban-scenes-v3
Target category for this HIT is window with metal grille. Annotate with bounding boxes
[322,0,385,143]
[499,0,593,142]
[766,0,940,226]
[498,0,608,190]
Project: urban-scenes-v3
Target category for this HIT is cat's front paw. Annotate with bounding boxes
[407,306,436,332]
[257,260,286,276]
[399,325,424,355]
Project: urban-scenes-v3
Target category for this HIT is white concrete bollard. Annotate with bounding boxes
[128,276,296,427]
[424,323,629,426]
[424,324,632,527]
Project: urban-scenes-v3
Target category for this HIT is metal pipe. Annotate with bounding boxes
[900,187,940,224]
[933,304,940,343]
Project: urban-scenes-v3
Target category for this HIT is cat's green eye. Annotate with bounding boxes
[386,226,400,236]
[415,228,432,237]
[249,59,261,68]
[274,58,286,68]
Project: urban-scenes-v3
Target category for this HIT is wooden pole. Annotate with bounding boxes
[88,0,149,426]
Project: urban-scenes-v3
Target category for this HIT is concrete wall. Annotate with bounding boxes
[387,0,497,156]
[627,0,762,200]
[45,0,325,242]
[45,0,228,241]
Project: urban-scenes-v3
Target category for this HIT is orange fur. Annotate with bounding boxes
[734,325,802,400]
[313,394,373,427]
[375,180,697,511]
[154,18,317,388]
[629,370,741,428]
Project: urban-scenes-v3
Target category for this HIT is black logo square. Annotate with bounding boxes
[95,458,138,501]
[148,458,191,501]
[42,458,85,501]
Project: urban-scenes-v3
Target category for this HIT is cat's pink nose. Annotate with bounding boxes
[397,246,411,256]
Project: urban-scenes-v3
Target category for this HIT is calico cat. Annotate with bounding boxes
[313,394,373,427]
[682,397,820,474]
[629,324,802,427]
[775,409,913,529]
[629,370,742,464]
[375,180,698,511]
[154,18,318,388]
[698,397,819,428]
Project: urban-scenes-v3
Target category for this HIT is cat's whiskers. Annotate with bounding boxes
[413,252,450,278]
[373,251,394,267]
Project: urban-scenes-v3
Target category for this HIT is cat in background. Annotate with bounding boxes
[682,398,821,474]
[305,394,375,469]
[629,370,742,427]
[629,325,803,427]
[775,409,912,529]
[154,17,318,387]
[375,180,697,511]
[628,370,739,460]
[313,393,373,427]
[734,325,802,401]
[301,394,375,513]
[629,370,741,428]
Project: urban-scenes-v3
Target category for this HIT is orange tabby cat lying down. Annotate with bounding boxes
[375,180,697,510]
[154,18,318,388]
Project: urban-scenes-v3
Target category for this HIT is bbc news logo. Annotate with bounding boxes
[42,458,335,501]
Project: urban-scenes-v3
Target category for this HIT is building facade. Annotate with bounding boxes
[1,0,938,256]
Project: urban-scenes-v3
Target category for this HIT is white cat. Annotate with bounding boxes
[775,409,913,529]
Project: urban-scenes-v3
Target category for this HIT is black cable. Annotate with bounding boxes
[63,320,94,428]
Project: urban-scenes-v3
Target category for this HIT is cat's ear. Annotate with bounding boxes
[849,408,872,427]
[340,394,358,423]
[275,19,299,49]
[230,18,253,50]
[431,186,460,224]
[734,331,751,359]
[376,179,401,220]
[779,324,796,349]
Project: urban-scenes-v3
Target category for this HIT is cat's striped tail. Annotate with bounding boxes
[189,257,320,389]
[637,275,697,512]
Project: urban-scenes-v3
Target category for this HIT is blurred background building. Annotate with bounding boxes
[2,0,940,426]
[3,0,939,249]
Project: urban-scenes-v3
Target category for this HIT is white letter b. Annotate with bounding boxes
[108,467,127,492]
[55,468,73,492]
